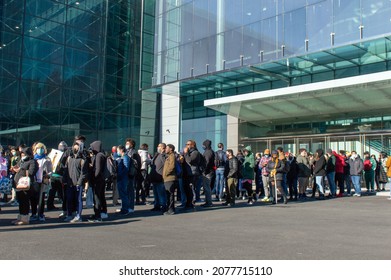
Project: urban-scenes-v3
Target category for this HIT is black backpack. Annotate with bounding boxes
[215,150,226,168]
[127,150,141,178]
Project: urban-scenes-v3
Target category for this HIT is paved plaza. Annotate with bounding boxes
[1,193,390,260]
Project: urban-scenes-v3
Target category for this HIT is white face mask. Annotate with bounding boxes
[351,154,357,159]
[125,145,130,150]
[22,156,28,161]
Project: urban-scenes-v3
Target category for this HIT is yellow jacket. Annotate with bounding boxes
[386,156,391,178]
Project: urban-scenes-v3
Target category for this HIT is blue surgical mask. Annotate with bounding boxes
[37,148,44,156]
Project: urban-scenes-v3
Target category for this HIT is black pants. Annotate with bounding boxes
[47,178,63,209]
[165,181,176,212]
[184,175,198,207]
[136,170,148,203]
[243,180,255,202]
[335,173,345,194]
[30,183,45,216]
[16,190,30,215]
[92,179,107,218]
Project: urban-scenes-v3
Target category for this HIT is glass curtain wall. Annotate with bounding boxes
[0,0,157,150]
[150,0,391,87]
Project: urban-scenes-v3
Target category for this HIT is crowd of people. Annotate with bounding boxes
[1,136,391,225]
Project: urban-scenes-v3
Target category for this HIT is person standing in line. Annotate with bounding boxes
[325,149,337,198]
[125,138,141,212]
[183,140,202,209]
[149,143,167,212]
[30,142,52,222]
[334,150,346,197]
[296,149,311,200]
[378,152,388,192]
[137,143,152,205]
[260,149,272,202]
[349,151,364,197]
[363,151,376,193]
[64,142,89,223]
[115,145,132,215]
[242,146,255,205]
[12,147,38,225]
[313,149,327,200]
[213,143,226,202]
[88,141,107,222]
[163,144,177,215]
[201,139,215,207]
[222,149,238,207]
[266,150,287,204]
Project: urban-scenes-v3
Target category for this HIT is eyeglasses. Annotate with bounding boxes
[186,143,191,146]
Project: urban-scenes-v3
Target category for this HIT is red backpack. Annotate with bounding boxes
[363,159,372,171]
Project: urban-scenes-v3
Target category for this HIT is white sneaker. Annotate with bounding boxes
[115,208,122,213]
[127,208,134,214]
[353,193,361,197]
[58,212,66,218]
[70,216,82,223]
[100,212,109,219]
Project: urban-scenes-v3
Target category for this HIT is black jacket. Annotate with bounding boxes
[314,149,327,176]
[90,141,105,183]
[66,153,88,186]
[265,158,285,181]
[224,156,239,179]
[184,147,202,176]
[202,140,215,175]
[14,148,38,186]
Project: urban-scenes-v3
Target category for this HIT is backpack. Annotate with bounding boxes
[363,159,372,171]
[127,150,141,178]
[104,156,117,182]
[175,160,182,177]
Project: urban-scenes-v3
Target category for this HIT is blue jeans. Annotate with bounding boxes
[351,175,361,195]
[178,178,186,205]
[127,178,135,210]
[117,178,130,211]
[326,171,336,195]
[214,168,225,200]
[152,182,166,209]
[316,176,324,195]
[345,174,352,194]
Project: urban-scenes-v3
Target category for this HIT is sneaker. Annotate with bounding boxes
[200,203,213,207]
[29,215,38,221]
[100,212,109,219]
[88,218,102,223]
[63,215,73,222]
[248,201,254,205]
[58,212,66,218]
[118,209,130,215]
[39,215,45,222]
[10,201,19,206]
[115,208,122,213]
[127,208,134,214]
[70,216,82,223]
[353,193,361,197]
[222,202,229,206]
[163,211,175,215]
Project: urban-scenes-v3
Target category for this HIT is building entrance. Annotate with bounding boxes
[242,131,391,156]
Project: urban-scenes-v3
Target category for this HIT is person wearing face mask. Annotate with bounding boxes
[349,151,364,197]
[12,147,39,225]
[296,149,311,200]
[260,149,272,202]
[125,138,141,212]
[47,141,69,215]
[7,147,20,206]
[149,143,167,212]
[265,150,287,204]
[200,139,215,207]
[286,152,299,201]
[29,143,52,222]
[242,146,255,205]
[64,142,89,222]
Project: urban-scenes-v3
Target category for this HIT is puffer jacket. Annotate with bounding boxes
[242,146,255,180]
[349,156,364,176]
[313,149,326,176]
[265,158,285,181]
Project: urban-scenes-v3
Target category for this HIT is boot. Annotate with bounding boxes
[15,215,29,225]
[11,214,21,224]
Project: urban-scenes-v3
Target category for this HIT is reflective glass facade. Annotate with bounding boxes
[0,0,159,149]
[141,0,391,151]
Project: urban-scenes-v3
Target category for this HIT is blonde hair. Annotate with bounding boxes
[34,142,47,154]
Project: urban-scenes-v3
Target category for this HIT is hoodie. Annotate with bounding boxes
[90,141,105,181]
[14,147,38,186]
[202,140,215,175]
[242,146,255,180]
[313,149,326,176]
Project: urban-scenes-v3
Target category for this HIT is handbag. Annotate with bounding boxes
[16,170,31,191]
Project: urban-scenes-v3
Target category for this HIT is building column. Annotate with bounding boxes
[160,83,181,149]
[227,115,239,154]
